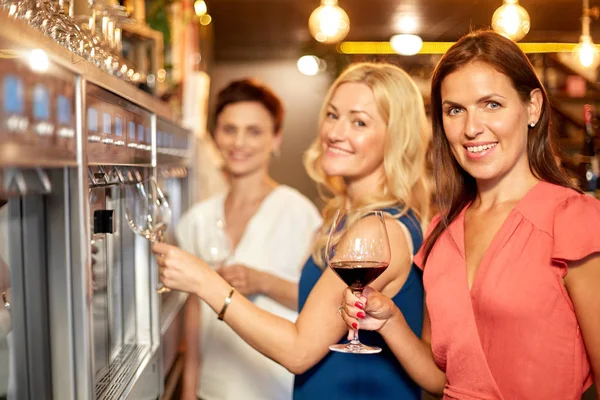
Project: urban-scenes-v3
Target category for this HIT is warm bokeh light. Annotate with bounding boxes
[393,14,418,33]
[390,34,423,56]
[194,0,207,17]
[297,55,320,76]
[200,14,212,26]
[491,0,530,42]
[29,49,49,72]
[574,36,600,69]
[308,1,350,44]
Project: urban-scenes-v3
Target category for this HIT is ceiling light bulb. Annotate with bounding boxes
[194,0,207,17]
[308,1,350,44]
[390,34,423,56]
[491,0,530,42]
[297,55,320,76]
[394,14,418,33]
[574,35,600,69]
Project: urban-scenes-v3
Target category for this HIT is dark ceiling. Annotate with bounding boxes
[209,0,596,62]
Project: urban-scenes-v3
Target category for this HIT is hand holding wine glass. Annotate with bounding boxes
[327,209,391,354]
[123,177,172,293]
[148,178,173,293]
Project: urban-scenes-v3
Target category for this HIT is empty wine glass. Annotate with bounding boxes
[147,177,172,293]
[327,209,391,354]
[123,177,172,293]
[197,217,231,269]
[123,180,152,240]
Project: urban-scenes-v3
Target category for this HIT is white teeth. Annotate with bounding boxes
[466,143,497,153]
[329,147,352,155]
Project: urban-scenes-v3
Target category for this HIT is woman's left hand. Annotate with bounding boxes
[216,264,264,296]
[152,242,209,294]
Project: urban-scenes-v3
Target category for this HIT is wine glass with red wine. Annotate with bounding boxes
[327,209,391,354]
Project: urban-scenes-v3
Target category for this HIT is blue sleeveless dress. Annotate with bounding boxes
[293,208,424,400]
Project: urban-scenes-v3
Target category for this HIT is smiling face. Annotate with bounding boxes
[319,82,387,184]
[214,101,281,178]
[441,61,542,184]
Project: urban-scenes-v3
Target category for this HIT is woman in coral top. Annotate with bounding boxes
[341,30,600,400]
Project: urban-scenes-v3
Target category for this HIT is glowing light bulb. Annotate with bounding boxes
[390,34,423,56]
[29,49,49,73]
[393,14,418,34]
[491,0,530,42]
[194,0,207,17]
[308,1,350,44]
[574,36,600,69]
[297,55,320,76]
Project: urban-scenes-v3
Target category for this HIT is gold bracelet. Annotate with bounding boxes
[217,287,235,321]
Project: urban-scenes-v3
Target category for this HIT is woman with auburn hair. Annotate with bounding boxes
[152,62,431,399]
[341,30,600,399]
[176,78,322,400]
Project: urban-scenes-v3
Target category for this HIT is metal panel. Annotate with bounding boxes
[124,349,160,400]
[120,196,137,347]
[21,195,52,399]
[6,200,28,399]
[71,76,95,400]
[107,186,124,361]
[46,168,77,400]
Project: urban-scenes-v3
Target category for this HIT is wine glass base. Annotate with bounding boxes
[329,343,382,354]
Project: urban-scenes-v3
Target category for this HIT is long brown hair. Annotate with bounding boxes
[422,30,577,262]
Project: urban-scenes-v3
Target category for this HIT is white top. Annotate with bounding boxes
[176,185,322,400]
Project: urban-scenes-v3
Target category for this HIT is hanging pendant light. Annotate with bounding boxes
[308,0,350,44]
[491,0,531,42]
[574,0,600,69]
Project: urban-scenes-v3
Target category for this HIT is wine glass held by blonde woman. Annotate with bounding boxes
[176,79,322,400]
[341,30,600,400]
[153,62,432,399]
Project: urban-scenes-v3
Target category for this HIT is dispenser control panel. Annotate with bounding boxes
[156,117,191,164]
[86,84,152,165]
[0,54,76,167]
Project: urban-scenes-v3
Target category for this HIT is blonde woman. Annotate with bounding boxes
[153,62,431,399]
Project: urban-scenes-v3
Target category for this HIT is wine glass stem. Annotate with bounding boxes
[350,289,362,345]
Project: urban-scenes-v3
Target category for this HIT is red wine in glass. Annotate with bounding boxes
[327,209,391,354]
[330,261,389,291]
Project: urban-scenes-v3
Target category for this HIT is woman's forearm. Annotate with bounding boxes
[380,311,446,395]
[259,272,298,311]
[198,270,327,374]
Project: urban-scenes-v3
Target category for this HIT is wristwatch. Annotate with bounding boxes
[2,291,10,312]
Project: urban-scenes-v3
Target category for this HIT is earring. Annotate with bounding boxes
[272,148,281,158]
[528,122,536,128]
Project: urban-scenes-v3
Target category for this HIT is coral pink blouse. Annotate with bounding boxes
[415,182,600,400]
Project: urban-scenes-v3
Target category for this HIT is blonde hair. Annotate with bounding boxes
[304,62,432,268]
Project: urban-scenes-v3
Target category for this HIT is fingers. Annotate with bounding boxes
[340,303,359,335]
[152,241,172,255]
[362,285,375,298]
[341,287,365,321]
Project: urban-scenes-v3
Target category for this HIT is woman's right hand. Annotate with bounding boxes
[340,286,399,335]
[152,242,212,295]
